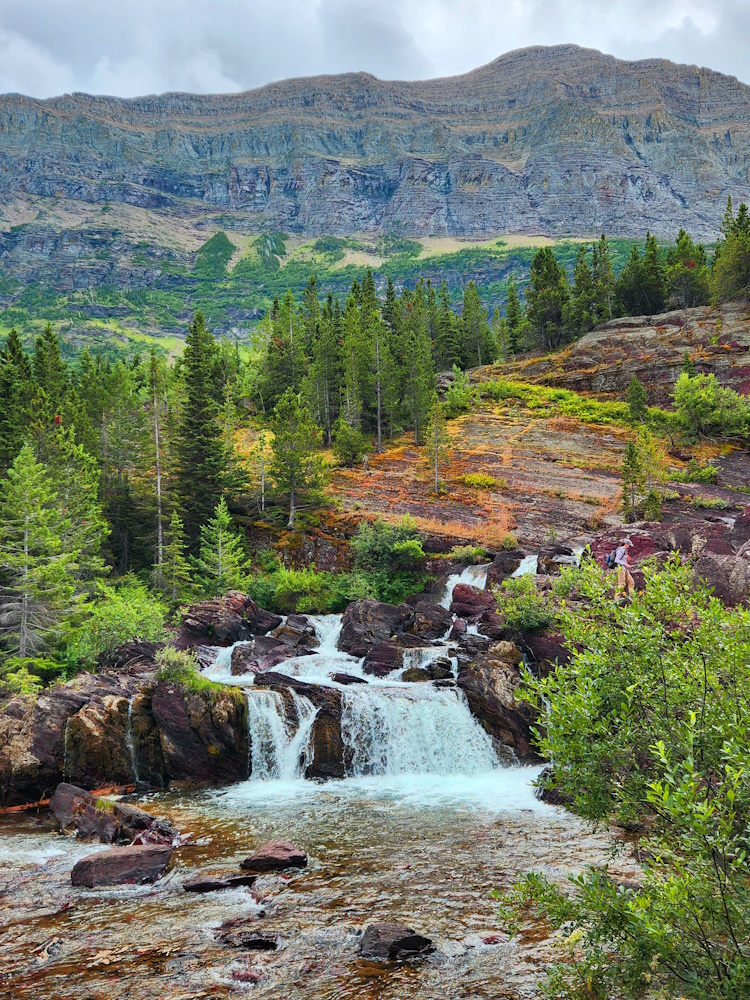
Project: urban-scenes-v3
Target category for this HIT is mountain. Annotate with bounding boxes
[2,44,750,243]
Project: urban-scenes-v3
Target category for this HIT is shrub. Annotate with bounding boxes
[493,574,554,632]
[332,418,368,467]
[156,646,226,698]
[73,579,167,665]
[500,533,519,550]
[443,366,473,418]
[692,495,730,509]
[503,557,750,999]
[462,472,502,489]
[448,544,490,564]
[670,457,719,484]
[350,516,431,604]
[673,371,749,439]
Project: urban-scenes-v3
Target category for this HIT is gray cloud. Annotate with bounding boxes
[0,0,747,98]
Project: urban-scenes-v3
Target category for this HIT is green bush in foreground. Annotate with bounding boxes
[502,558,750,1000]
[73,579,167,666]
[493,573,554,632]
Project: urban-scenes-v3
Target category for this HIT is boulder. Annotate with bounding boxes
[338,600,414,657]
[61,694,135,789]
[175,592,281,650]
[330,673,367,685]
[457,642,538,761]
[401,667,431,682]
[71,844,172,887]
[241,840,307,873]
[96,640,162,676]
[270,614,318,651]
[477,610,508,640]
[450,584,495,621]
[450,618,468,638]
[230,636,301,676]
[537,544,575,576]
[49,783,177,845]
[363,642,402,678]
[406,599,454,640]
[183,873,257,893]
[150,680,248,786]
[216,921,279,950]
[521,631,571,673]
[693,553,750,606]
[360,923,433,961]
[486,549,526,589]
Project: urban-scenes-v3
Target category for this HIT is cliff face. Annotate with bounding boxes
[2,44,750,240]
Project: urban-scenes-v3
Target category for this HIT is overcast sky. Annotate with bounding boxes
[0,0,747,98]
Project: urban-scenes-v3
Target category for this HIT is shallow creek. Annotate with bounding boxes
[0,557,637,999]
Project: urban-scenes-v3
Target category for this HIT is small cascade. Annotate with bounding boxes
[440,563,491,608]
[246,689,319,781]
[512,554,539,577]
[341,686,498,776]
[62,717,71,782]
[400,645,449,673]
[125,695,139,784]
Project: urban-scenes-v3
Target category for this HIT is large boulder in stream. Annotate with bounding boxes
[175,592,282,649]
[457,642,539,762]
[450,584,495,621]
[338,600,414,657]
[486,549,526,588]
[49,782,177,845]
[360,923,434,961]
[241,840,308,872]
[405,599,453,640]
[71,844,172,887]
[230,636,307,676]
[254,672,346,780]
[269,614,318,650]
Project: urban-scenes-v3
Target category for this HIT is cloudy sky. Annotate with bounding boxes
[0,0,747,98]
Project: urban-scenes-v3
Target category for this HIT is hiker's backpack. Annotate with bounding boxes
[605,549,617,570]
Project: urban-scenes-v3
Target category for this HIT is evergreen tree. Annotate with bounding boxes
[269,389,327,529]
[433,281,462,371]
[682,350,697,377]
[712,200,750,302]
[401,284,435,443]
[193,497,247,598]
[461,281,494,366]
[0,329,32,472]
[616,245,645,316]
[565,246,597,334]
[33,323,68,411]
[301,274,321,354]
[622,439,644,521]
[305,294,343,446]
[424,395,450,493]
[332,416,368,467]
[526,247,570,349]
[260,289,306,407]
[174,311,226,547]
[341,292,370,430]
[626,375,648,424]
[360,270,392,452]
[641,232,666,314]
[592,234,615,322]
[666,229,711,309]
[162,511,192,608]
[0,444,77,656]
[505,278,524,355]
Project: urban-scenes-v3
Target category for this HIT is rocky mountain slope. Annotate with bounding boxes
[2,44,750,246]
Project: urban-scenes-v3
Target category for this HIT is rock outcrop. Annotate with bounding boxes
[241,840,308,873]
[175,592,281,650]
[49,783,177,845]
[338,600,414,657]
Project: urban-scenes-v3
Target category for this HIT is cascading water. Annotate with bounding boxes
[341,686,497,776]
[246,689,319,780]
[439,563,490,608]
[125,695,139,784]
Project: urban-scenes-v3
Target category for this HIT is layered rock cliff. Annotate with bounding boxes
[2,44,750,242]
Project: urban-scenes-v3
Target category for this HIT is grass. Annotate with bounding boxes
[156,647,240,703]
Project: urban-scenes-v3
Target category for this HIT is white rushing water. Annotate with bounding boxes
[439,563,490,608]
[246,689,319,781]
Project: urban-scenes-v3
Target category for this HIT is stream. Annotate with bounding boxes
[0,559,637,999]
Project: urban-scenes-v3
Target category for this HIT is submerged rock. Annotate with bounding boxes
[217,920,279,950]
[360,923,434,961]
[183,873,257,893]
[71,844,172,887]
[241,840,308,872]
[330,672,367,685]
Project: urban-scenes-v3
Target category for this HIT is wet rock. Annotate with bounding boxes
[406,599,453,640]
[537,544,574,576]
[521,631,571,673]
[49,783,177,844]
[486,549,526,589]
[71,844,172,887]
[338,600,414,657]
[362,642,402,678]
[62,695,135,789]
[477,610,508,640]
[360,923,434,961]
[270,614,318,650]
[217,920,279,950]
[450,617,468,638]
[150,680,249,786]
[330,672,367,685]
[241,840,307,873]
[183,873,257,893]
[230,636,302,676]
[457,642,538,761]
[401,667,432,682]
[456,633,492,657]
[175,592,281,650]
[450,584,495,621]
[253,673,345,779]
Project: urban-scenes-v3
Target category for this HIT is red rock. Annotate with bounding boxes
[450,584,495,621]
[183,873,257,893]
[360,923,433,960]
[175,592,281,650]
[486,550,525,588]
[240,840,307,872]
[338,600,414,657]
[71,844,172,887]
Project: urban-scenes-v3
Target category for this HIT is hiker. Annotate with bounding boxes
[614,539,634,597]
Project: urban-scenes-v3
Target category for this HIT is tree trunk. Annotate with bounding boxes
[287,488,295,529]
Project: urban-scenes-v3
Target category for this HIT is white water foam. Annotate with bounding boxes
[440,563,491,608]
[246,689,319,781]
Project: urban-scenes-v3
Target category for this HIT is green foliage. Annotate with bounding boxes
[712,197,750,302]
[666,228,711,309]
[245,564,377,614]
[332,417,368,467]
[526,246,570,349]
[447,544,490,564]
[500,532,519,550]
[622,438,644,519]
[194,232,235,279]
[442,365,472,418]
[462,472,500,489]
[692,495,730,509]
[350,516,431,604]
[673,371,749,439]
[626,375,648,423]
[480,378,639,426]
[493,574,554,632]
[670,457,719,484]
[193,497,248,598]
[269,388,327,528]
[73,578,167,665]
[508,559,750,999]
[156,645,230,699]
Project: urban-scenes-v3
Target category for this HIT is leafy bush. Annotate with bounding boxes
[246,565,378,615]
[670,457,719,484]
[0,655,66,696]
[673,372,749,439]
[448,544,490,564]
[462,472,502,489]
[351,516,431,604]
[493,574,554,632]
[692,495,730,509]
[504,558,750,999]
[443,366,473,418]
[156,646,228,698]
[500,533,519,550]
[73,579,167,665]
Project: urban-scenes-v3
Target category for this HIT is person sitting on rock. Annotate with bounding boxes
[614,539,634,598]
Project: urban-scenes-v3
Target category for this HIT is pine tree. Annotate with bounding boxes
[361,271,393,453]
[461,281,493,366]
[193,497,247,598]
[666,229,711,309]
[0,329,32,473]
[401,285,435,443]
[682,351,697,377]
[162,511,192,607]
[565,246,597,334]
[505,278,524,355]
[305,295,343,446]
[260,289,306,408]
[592,234,615,322]
[626,375,648,423]
[174,311,226,547]
[621,439,644,521]
[341,292,369,430]
[526,247,570,349]
[0,444,77,656]
[641,233,666,313]
[269,389,327,529]
[424,395,450,493]
[433,281,462,371]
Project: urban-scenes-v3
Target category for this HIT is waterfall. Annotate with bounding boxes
[341,686,498,776]
[62,717,71,783]
[440,563,491,608]
[125,695,139,784]
[246,689,319,781]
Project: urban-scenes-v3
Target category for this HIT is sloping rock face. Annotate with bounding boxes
[175,592,281,650]
[338,600,414,657]
[0,45,748,243]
